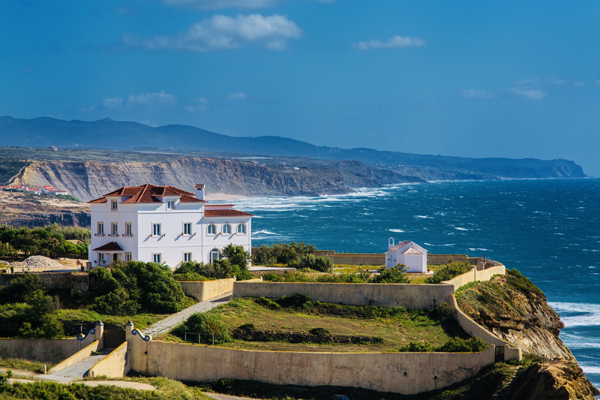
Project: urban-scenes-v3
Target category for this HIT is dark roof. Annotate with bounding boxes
[93,241,124,252]
[88,184,205,204]
[205,210,254,217]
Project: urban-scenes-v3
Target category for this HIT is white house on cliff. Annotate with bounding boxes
[88,184,252,268]
[385,238,428,273]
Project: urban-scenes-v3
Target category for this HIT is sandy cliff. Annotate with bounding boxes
[11,158,421,202]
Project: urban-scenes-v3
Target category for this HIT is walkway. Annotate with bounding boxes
[204,393,261,400]
[142,292,232,337]
[43,349,112,382]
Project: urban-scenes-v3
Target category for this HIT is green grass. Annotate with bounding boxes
[161,296,469,353]
[0,358,53,374]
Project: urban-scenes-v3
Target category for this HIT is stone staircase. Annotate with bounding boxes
[495,366,521,400]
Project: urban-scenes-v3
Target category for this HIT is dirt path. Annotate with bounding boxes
[142,293,232,337]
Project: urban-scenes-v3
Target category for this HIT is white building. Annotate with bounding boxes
[385,238,428,273]
[88,184,253,269]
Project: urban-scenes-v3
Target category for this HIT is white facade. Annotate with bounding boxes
[385,238,428,273]
[88,184,252,269]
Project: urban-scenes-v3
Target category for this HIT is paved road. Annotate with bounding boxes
[142,293,232,337]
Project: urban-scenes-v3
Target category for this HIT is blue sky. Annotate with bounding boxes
[2,1,600,174]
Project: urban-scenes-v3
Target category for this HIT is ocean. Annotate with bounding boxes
[232,178,600,388]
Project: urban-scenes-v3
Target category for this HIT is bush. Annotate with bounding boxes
[172,313,232,343]
[173,272,210,282]
[435,302,456,321]
[369,265,409,283]
[309,327,331,335]
[426,262,471,284]
[18,314,64,339]
[174,255,253,281]
[436,337,488,353]
[222,244,250,269]
[0,225,88,258]
[289,254,333,272]
[399,341,434,352]
[252,241,316,265]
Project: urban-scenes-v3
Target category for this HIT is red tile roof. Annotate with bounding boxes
[204,209,254,217]
[88,184,206,204]
[93,241,124,251]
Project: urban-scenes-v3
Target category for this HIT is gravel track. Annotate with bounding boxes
[142,293,232,338]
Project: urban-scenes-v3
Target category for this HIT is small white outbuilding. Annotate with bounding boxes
[385,238,428,273]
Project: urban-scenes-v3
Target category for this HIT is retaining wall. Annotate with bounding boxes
[89,341,130,378]
[178,278,236,302]
[234,281,454,310]
[48,340,100,374]
[126,326,495,395]
[0,336,95,364]
[443,265,505,291]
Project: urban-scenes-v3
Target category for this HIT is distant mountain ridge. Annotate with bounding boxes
[0,116,586,179]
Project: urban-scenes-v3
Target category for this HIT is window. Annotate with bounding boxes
[153,253,162,264]
[111,200,118,211]
[111,223,118,236]
[184,252,192,262]
[167,200,175,210]
[98,253,105,264]
[210,248,220,264]
[125,223,132,236]
[208,224,216,235]
[183,222,192,235]
[125,252,132,262]
[237,223,246,234]
[153,223,161,236]
[222,223,232,234]
[97,222,104,236]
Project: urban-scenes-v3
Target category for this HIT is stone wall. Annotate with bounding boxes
[89,341,130,378]
[126,324,495,395]
[178,278,236,302]
[443,265,505,291]
[234,281,454,310]
[48,340,100,374]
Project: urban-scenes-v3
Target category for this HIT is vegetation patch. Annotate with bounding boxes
[0,358,53,374]
[252,241,316,266]
[425,262,471,284]
[0,225,88,259]
[174,244,253,281]
[165,294,470,353]
[261,265,409,284]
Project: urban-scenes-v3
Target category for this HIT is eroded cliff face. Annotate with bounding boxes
[456,270,599,399]
[10,158,424,202]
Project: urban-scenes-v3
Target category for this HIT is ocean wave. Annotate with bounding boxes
[415,215,433,219]
[580,365,600,374]
[454,227,470,231]
[549,302,600,327]
[424,243,455,247]
[253,230,277,236]
[388,229,404,233]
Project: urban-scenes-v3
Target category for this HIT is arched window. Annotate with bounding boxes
[237,223,246,234]
[210,248,220,264]
[208,223,216,235]
[222,223,232,234]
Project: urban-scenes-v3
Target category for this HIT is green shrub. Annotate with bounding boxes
[173,272,210,281]
[252,241,316,265]
[399,341,434,352]
[289,254,333,272]
[426,262,472,284]
[222,244,251,269]
[172,313,232,343]
[436,337,488,353]
[18,314,64,339]
[254,297,282,310]
[435,302,456,321]
[369,265,409,283]
[309,327,331,335]
[238,323,256,331]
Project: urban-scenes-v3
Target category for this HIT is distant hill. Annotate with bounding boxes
[0,116,586,179]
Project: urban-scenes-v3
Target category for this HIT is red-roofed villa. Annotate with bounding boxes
[88,184,253,268]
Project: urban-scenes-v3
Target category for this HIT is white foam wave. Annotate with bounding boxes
[549,302,600,328]
[424,243,455,247]
[253,230,277,235]
[580,365,600,374]
[388,229,404,233]
[454,227,470,231]
[415,215,433,219]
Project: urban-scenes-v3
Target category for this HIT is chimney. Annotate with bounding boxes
[195,184,205,200]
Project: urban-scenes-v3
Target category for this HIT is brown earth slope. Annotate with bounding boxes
[11,158,422,202]
[456,269,599,399]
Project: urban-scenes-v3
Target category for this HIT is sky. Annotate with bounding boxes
[1,1,600,175]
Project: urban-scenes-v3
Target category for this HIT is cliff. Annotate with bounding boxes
[10,157,422,202]
[456,269,599,399]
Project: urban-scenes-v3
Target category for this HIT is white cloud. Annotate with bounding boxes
[227,92,248,100]
[573,80,584,87]
[133,14,302,52]
[353,35,427,50]
[459,89,494,99]
[508,87,548,100]
[102,97,124,109]
[160,0,332,10]
[128,91,177,106]
[515,76,566,86]
[185,97,210,112]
